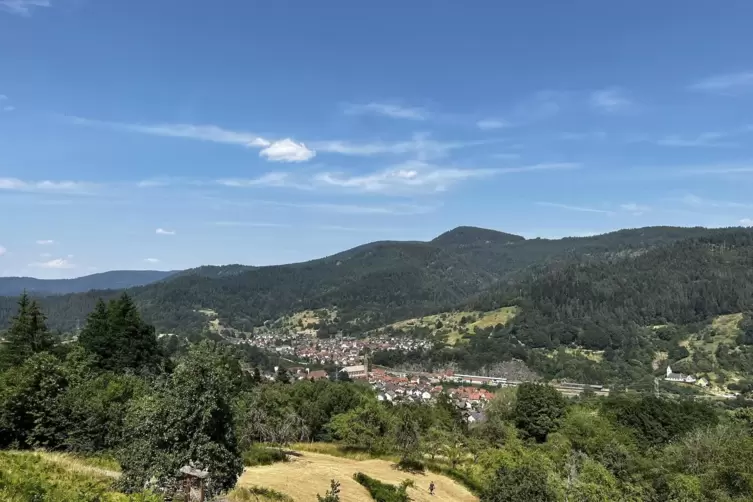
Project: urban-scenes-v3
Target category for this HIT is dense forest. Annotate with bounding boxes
[3,294,753,501]
[0,225,729,335]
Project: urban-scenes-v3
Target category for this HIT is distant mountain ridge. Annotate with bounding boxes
[0,225,736,335]
[0,270,178,296]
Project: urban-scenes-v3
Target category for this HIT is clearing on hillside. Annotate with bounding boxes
[378,307,518,345]
[237,451,478,502]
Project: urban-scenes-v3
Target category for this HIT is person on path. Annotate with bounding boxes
[429,481,435,496]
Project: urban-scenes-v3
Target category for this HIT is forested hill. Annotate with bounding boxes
[0,225,738,334]
[0,270,177,296]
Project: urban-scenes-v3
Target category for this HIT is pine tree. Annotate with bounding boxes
[0,293,55,369]
[79,294,162,373]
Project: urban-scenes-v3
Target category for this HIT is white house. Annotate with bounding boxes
[665,365,697,384]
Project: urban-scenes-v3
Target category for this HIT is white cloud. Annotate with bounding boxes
[537,202,614,214]
[344,102,427,120]
[259,138,315,162]
[0,178,95,194]
[0,0,50,16]
[0,245,6,257]
[740,219,753,227]
[620,203,651,215]
[144,258,160,263]
[36,239,54,245]
[590,87,632,113]
[476,119,509,130]
[31,258,75,269]
[155,228,176,235]
[689,71,753,94]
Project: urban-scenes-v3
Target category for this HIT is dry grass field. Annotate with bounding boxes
[237,451,478,502]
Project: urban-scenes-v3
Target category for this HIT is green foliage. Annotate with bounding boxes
[602,394,718,448]
[0,352,68,449]
[229,485,294,502]
[0,451,161,502]
[513,383,567,442]
[78,295,165,374]
[316,479,341,502]
[0,293,55,370]
[241,444,288,467]
[117,342,244,498]
[353,473,410,502]
[480,454,560,502]
[329,401,394,454]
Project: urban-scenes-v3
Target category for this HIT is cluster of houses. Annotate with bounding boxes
[239,329,432,367]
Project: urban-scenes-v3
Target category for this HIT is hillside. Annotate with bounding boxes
[0,270,177,296]
[0,226,735,335]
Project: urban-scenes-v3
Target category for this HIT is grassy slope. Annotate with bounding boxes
[0,451,141,502]
[676,313,745,388]
[377,307,519,345]
[237,450,477,502]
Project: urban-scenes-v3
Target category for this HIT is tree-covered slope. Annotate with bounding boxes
[0,270,177,297]
[0,226,734,334]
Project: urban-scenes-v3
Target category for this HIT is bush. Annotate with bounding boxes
[353,472,410,502]
[228,485,294,501]
[396,457,425,473]
[242,445,288,467]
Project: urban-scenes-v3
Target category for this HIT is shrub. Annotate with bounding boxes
[353,472,410,502]
[242,445,288,467]
[396,457,425,473]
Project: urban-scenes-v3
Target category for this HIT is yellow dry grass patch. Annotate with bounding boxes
[237,451,478,502]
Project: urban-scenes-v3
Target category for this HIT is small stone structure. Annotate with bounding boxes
[179,465,209,502]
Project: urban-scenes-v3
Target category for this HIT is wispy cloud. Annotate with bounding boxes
[689,71,753,94]
[590,87,633,113]
[476,119,509,130]
[144,258,160,263]
[0,178,96,194]
[155,228,176,235]
[217,172,312,191]
[560,131,607,141]
[0,0,50,16]
[68,116,316,162]
[741,219,753,227]
[677,193,753,209]
[264,200,436,215]
[0,245,6,257]
[31,258,75,269]
[312,133,495,161]
[213,221,291,228]
[655,132,736,148]
[343,102,427,121]
[214,161,576,196]
[4,106,15,112]
[36,239,54,245]
[315,161,577,195]
[536,202,614,214]
[620,203,651,216]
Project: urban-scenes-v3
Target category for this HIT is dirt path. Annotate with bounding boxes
[238,451,477,502]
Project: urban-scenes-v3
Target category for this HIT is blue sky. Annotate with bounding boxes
[1,0,753,278]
